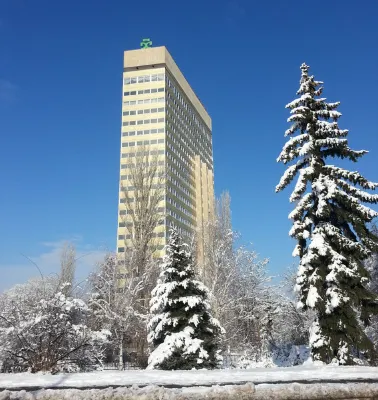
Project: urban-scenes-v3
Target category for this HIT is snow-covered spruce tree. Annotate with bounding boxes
[276,63,378,365]
[147,228,224,370]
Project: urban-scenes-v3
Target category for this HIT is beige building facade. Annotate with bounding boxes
[117,46,214,263]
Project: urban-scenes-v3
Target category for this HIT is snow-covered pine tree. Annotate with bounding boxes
[276,63,378,365]
[147,228,224,370]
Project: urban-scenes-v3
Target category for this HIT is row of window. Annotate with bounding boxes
[167,76,210,140]
[167,162,194,190]
[122,128,165,137]
[167,101,212,163]
[167,207,194,228]
[168,174,193,197]
[166,107,208,164]
[122,117,164,127]
[123,97,165,106]
[167,141,192,172]
[120,160,165,170]
[119,206,164,216]
[123,107,164,116]
[166,150,192,179]
[117,245,164,253]
[166,127,194,164]
[167,179,192,199]
[166,112,212,171]
[166,85,213,168]
[121,149,165,158]
[118,217,164,228]
[120,196,164,204]
[124,73,165,85]
[124,87,164,96]
[118,230,165,241]
[120,171,165,181]
[166,219,192,238]
[167,197,194,218]
[167,188,194,208]
[122,138,165,147]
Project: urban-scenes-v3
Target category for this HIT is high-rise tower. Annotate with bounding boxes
[117,46,214,266]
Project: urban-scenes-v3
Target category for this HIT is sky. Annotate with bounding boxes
[0,0,377,292]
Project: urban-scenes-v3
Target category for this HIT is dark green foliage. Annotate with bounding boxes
[147,228,224,370]
[276,63,378,364]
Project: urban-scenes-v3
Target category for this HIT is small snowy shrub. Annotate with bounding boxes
[0,280,110,373]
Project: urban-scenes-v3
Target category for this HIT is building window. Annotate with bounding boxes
[118,247,125,253]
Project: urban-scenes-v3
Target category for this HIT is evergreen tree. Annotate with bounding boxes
[147,228,224,370]
[276,63,378,365]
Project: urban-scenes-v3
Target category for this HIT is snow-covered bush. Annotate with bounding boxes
[147,228,224,370]
[236,345,310,369]
[0,278,109,373]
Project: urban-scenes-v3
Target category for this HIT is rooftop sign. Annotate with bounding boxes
[140,38,152,49]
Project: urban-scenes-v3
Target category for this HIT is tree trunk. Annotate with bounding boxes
[118,334,123,370]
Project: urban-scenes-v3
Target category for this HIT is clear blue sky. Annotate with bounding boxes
[0,0,377,290]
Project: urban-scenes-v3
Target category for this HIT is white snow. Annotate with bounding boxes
[1,365,378,390]
[2,382,378,400]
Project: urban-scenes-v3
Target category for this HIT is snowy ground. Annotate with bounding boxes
[1,382,378,400]
[1,365,378,391]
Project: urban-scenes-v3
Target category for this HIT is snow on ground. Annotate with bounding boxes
[1,365,378,391]
[1,382,378,400]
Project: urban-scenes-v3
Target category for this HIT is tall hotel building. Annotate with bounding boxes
[117,46,214,264]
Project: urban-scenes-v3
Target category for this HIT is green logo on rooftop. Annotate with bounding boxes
[140,38,152,49]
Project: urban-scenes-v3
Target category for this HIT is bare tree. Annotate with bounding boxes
[201,192,274,354]
[59,242,76,296]
[88,254,156,369]
[120,145,165,275]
